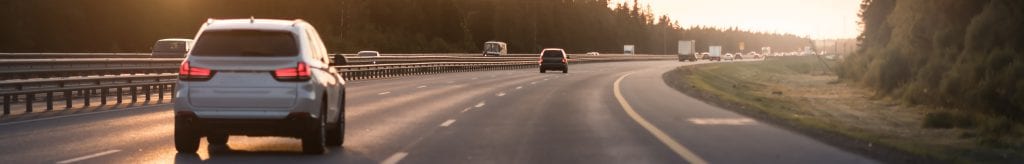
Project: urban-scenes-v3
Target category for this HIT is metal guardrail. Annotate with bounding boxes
[0,53,673,115]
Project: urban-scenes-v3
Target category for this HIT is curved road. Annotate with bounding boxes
[0,60,876,164]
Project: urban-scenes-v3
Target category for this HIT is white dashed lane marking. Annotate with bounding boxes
[439,119,456,127]
[474,101,486,108]
[496,92,506,97]
[688,118,757,125]
[417,85,427,89]
[515,86,522,90]
[378,91,391,95]
[57,149,121,164]
[381,152,409,164]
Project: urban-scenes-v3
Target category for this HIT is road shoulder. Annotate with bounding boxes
[660,60,942,164]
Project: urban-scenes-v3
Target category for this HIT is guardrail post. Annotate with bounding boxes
[46,92,53,111]
[25,93,33,113]
[170,84,176,98]
[101,88,107,105]
[3,95,9,115]
[145,85,151,101]
[65,91,72,108]
[116,87,123,104]
[131,86,137,103]
[158,85,164,100]
[83,90,91,106]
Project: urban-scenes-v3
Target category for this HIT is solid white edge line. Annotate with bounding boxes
[613,72,709,164]
[439,119,456,127]
[381,152,409,164]
[56,149,121,164]
[0,104,172,127]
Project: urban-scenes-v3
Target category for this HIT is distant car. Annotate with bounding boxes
[723,53,735,60]
[706,53,722,61]
[357,51,381,64]
[174,18,346,155]
[734,53,744,60]
[748,52,760,58]
[483,41,507,56]
[151,38,193,58]
[586,52,600,56]
[539,48,568,73]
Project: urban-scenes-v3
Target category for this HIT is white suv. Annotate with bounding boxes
[174,18,346,154]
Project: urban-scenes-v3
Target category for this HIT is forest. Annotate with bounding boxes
[0,0,810,54]
[841,0,1023,144]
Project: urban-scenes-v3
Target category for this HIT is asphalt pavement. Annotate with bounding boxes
[0,60,876,164]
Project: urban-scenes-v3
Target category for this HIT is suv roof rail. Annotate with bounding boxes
[206,18,215,25]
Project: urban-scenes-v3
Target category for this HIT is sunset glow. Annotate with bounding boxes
[613,0,861,39]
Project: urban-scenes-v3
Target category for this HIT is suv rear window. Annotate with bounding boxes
[542,50,564,58]
[191,30,298,57]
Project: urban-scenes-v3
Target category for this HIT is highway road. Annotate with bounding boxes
[0,60,877,164]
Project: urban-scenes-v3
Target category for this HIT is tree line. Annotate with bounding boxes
[0,0,810,54]
[840,0,1023,144]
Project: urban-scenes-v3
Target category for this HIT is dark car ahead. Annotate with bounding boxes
[539,48,568,73]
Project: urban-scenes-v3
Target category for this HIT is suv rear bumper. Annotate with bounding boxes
[540,63,567,70]
[176,111,317,138]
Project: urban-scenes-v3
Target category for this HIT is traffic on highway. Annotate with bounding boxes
[4,0,1016,163]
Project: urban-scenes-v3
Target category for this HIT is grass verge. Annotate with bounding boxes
[663,56,1023,163]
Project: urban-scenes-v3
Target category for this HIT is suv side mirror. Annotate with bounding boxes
[331,53,348,66]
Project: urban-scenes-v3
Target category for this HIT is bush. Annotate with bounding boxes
[923,111,956,129]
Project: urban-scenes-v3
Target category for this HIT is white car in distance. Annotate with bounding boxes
[357,51,381,64]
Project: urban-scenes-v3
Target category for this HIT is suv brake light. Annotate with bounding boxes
[179,61,213,81]
[562,58,567,63]
[273,62,311,81]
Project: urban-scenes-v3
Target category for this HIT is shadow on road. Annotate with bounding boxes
[173,145,377,164]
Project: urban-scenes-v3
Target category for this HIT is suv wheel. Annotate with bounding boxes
[302,102,327,154]
[174,117,200,153]
[540,69,546,73]
[326,99,345,147]
[562,69,568,74]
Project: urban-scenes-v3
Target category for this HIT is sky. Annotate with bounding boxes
[611,0,862,39]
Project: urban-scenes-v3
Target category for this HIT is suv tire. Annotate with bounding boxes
[326,99,345,146]
[175,117,200,153]
[302,103,327,154]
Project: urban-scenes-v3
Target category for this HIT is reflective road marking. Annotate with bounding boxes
[689,118,757,125]
[57,149,121,164]
[613,72,708,164]
[439,119,456,127]
[381,152,409,164]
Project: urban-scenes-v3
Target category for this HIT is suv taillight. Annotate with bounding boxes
[562,58,567,63]
[273,62,311,81]
[179,61,213,81]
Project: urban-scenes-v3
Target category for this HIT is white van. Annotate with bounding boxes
[483,41,507,56]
